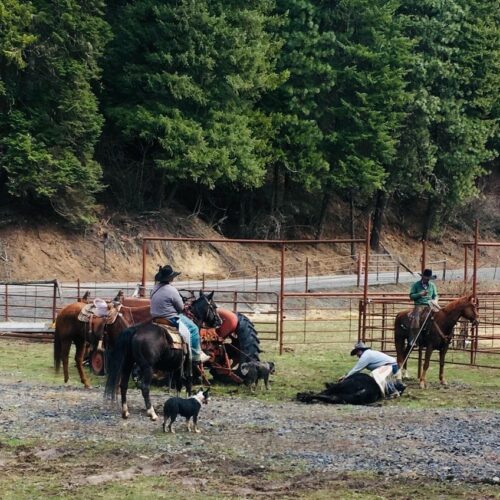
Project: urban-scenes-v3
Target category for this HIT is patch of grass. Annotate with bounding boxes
[0,338,498,408]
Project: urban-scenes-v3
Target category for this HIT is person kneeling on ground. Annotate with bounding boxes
[340,341,405,398]
[150,264,210,363]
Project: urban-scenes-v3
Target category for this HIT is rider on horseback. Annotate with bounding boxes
[150,265,210,363]
[409,268,438,347]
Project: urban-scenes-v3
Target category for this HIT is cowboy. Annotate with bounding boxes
[409,268,438,346]
[150,265,210,363]
[340,341,404,398]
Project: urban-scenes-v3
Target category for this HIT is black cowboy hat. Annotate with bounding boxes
[419,268,437,279]
[350,341,370,356]
[154,265,181,283]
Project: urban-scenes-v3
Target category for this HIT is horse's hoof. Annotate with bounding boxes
[122,412,129,419]
[419,381,426,389]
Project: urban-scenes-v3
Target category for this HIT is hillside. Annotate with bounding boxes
[0,204,497,284]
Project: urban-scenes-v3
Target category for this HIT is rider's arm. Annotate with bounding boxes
[345,353,370,378]
[409,282,421,301]
[171,287,184,314]
[430,283,438,301]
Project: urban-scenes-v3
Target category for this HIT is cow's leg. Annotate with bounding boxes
[419,347,433,389]
[74,340,91,388]
[439,347,449,386]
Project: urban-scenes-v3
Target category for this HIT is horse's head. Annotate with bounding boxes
[462,294,479,326]
[189,290,222,329]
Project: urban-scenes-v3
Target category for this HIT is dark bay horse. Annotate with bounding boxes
[104,291,221,420]
[53,299,151,388]
[394,295,479,389]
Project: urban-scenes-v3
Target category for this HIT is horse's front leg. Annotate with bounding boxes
[139,365,158,421]
[439,346,449,386]
[419,347,433,389]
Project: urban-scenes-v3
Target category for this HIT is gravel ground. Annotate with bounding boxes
[0,380,499,488]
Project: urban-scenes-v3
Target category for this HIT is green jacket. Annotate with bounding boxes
[409,280,438,305]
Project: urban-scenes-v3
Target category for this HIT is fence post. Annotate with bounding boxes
[396,262,400,285]
[52,281,57,322]
[202,273,205,290]
[305,257,309,293]
[77,278,81,302]
[5,284,8,321]
[255,265,259,292]
[442,259,447,281]
[357,254,361,288]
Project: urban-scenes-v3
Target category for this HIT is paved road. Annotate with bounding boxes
[0,267,498,324]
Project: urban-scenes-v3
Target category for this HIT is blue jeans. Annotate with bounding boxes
[170,315,203,360]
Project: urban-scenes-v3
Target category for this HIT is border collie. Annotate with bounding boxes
[240,361,275,392]
[162,388,210,433]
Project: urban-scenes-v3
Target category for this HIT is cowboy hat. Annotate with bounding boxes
[350,341,370,356]
[419,268,437,279]
[154,265,181,283]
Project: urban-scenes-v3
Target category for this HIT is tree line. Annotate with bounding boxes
[0,0,498,246]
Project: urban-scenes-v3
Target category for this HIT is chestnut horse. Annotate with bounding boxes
[53,299,151,388]
[394,295,479,388]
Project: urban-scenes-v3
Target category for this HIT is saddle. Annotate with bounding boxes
[153,319,187,352]
[77,300,120,342]
[77,300,119,325]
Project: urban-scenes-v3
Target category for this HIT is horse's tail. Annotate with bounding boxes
[53,321,62,373]
[104,327,136,400]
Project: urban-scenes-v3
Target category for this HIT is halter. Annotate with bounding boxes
[190,294,222,329]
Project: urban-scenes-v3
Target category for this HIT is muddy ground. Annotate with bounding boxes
[0,379,499,498]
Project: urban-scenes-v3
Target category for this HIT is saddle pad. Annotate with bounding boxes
[78,304,94,323]
[154,323,185,350]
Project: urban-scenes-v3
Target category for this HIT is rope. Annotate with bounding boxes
[401,308,433,368]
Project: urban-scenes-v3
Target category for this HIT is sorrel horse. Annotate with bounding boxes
[394,295,479,388]
[53,298,151,388]
[104,291,221,420]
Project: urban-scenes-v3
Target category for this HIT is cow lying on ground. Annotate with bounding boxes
[296,373,385,405]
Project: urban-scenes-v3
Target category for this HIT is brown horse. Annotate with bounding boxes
[53,300,151,388]
[394,295,479,389]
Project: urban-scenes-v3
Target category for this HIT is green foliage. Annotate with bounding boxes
[318,0,412,196]
[103,0,284,208]
[395,0,499,225]
[0,0,110,226]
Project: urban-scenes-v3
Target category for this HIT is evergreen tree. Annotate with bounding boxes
[0,0,110,225]
[102,0,284,210]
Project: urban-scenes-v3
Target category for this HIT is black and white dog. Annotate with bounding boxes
[240,361,275,392]
[162,388,210,434]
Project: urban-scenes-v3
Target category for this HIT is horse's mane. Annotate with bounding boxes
[441,295,473,312]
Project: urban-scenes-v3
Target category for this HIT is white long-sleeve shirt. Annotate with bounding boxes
[346,349,397,378]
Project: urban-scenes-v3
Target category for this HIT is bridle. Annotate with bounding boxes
[190,294,222,329]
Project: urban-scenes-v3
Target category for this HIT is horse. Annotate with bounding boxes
[394,295,479,389]
[104,290,221,420]
[53,296,151,388]
[296,373,383,405]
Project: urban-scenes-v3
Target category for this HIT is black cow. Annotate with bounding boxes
[296,373,383,405]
